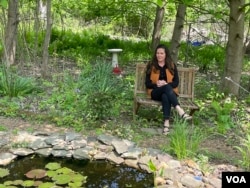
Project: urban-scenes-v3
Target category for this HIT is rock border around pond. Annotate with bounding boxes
[0,131,241,188]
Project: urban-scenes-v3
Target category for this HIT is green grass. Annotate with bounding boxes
[0,125,7,131]
[161,117,206,160]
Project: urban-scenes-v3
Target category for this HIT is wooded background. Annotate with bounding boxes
[0,0,250,96]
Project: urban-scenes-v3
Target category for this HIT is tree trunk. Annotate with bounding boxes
[151,2,166,51]
[3,0,19,67]
[222,0,245,96]
[33,0,40,62]
[41,0,52,78]
[169,3,186,65]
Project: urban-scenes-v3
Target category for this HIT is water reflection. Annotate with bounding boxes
[4,155,154,187]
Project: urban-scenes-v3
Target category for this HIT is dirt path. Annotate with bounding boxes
[0,116,68,133]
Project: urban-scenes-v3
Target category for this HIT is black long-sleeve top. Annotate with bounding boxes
[145,64,179,89]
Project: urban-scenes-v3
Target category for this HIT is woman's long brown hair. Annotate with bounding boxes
[146,44,175,75]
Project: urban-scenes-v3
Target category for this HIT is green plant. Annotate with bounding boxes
[0,67,40,98]
[112,124,135,140]
[148,159,165,188]
[0,125,7,131]
[0,97,20,117]
[211,100,235,134]
[206,87,225,101]
[38,72,85,129]
[49,29,152,66]
[11,128,18,135]
[246,95,250,105]
[168,120,188,159]
[78,60,123,120]
[37,60,129,130]
[194,154,213,175]
[0,168,9,178]
[0,162,87,187]
[11,141,29,148]
[235,134,250,170]
[26,127,34,133]
[167,118,205,159]
[189,126,206,155]
[200,148,236,164]
[179,43,225,73]
[148,159,157,187]
[198,88,237,134]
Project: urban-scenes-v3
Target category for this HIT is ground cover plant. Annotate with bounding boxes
[0,30,249,172]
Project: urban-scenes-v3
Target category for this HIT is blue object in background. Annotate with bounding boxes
[187,40,205,46]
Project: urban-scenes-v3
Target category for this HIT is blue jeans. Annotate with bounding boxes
[151,84,179,120]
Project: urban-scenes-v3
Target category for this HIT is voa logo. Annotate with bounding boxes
[226,176,246,184]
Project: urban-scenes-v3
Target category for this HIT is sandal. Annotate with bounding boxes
[181,113,192,121]
[163,120,170,135]
[163,127,170,135]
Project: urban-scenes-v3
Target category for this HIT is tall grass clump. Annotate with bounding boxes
[0,67,40,98]
[78,60,124,120]
[168,118,205,159]
[235,134,250,170]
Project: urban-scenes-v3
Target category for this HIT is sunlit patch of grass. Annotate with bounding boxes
[0,125,7,131]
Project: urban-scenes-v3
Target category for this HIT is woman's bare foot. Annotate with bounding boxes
[164,120,169,128]
[175,105,185,116]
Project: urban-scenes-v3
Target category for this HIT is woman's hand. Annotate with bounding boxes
[157,80,167,87]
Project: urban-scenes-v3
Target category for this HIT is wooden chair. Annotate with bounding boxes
[133,63,199,119]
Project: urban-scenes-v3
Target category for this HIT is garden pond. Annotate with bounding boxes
[1,155,154,187]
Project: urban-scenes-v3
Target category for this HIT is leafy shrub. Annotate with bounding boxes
[38,72,84,129]
[0,97,21,117]
[206,89,236,134]
[38,60,125,130]
[78,60,123,120]
[211,100,235,134]
[179,43,225,72]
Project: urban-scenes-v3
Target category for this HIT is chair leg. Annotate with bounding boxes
[189,109,199,116]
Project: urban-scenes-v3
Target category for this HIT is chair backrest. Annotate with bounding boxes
[134,63,196,100]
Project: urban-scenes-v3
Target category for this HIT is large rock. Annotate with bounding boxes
[0,152,17,166]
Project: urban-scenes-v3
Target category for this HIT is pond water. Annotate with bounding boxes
[3,155,154,187]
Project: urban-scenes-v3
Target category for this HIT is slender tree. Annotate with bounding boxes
[2,0,18,67]
[33,0,41,62]
[169,2,186,64]
[151,0,166,51]
[41,0,52,78]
